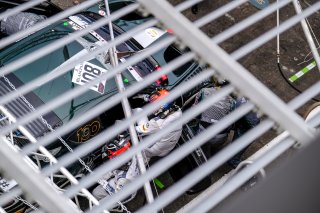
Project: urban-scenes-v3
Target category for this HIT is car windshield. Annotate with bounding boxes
[163,45,194,76]
[0,14,155,124]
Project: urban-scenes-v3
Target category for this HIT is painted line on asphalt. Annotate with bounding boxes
[289,61,316,82]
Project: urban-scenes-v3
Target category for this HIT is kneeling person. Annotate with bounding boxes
[135,89,183,162]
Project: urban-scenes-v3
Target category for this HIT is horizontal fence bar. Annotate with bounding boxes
[0,31,176,136]
[186,110,320,212]
[147,89,320,212]
[20,38,186,155]
[91,104,264,212]
[137,120,275,213]
[0,0,288,136]
[194,0,248,27]
[0,187,22,206]
[0,0,202,77]
[0,138,78,213]
[0,69,217,203]
[139,0,315,144]
[175,0,204,11]
[0,0,231,108]
[190,137,295,213]
[45,70,218,179]
[287,81,320,110]
[211,0,292,44]
[0,0,319,212]
[0,3,138,77]
[0,19,156,106]
[64,84,235,198]
[231,1,320,59]
[0,0,101,49]
[0,0,45,21]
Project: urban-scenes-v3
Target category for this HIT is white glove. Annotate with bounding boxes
[132,94,150,102]
[115,177,130,192]
[135,124,147,133]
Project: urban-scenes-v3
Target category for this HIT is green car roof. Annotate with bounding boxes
[0,13,155,129]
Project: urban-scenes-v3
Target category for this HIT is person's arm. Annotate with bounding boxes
[135,117,163,135]
[233,97,260,137]
[143,110,182,158]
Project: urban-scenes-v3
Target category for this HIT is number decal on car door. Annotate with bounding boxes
[76,120,101,143]
[72,61,107,94]
[0,176,17,192]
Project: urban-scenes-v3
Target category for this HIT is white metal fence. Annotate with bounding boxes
[0,0,319,212]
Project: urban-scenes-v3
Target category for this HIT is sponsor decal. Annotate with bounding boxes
[69,21,80,30]
[72,61,107,94]
[69,16,107,44]
[0,176,17,192]
[69,15,143,83]
[146,28,159,38]
[132,27,165,48]
[119,58,143,82]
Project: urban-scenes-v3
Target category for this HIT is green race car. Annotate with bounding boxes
[0,0,209,211]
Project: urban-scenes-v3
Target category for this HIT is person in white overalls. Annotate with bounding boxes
[92,89,182,201]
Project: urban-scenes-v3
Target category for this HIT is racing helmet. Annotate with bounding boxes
[149,88,171,111]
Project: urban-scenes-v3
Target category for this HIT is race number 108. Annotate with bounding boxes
[81,64,103,88]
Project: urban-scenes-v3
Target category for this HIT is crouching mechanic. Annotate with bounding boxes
[193,86,260,168]
[135,88,183,162]
[92,89,182,201]
[92,154,139,201]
